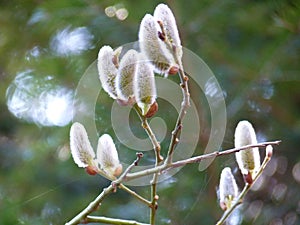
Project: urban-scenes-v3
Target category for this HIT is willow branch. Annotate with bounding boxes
[134,104,163,162]
[65,185,115,225]
[142,118,160,225]
[114,153,151,207]
[86,216,149,225]
[137,112,161,224]
[165,53,190,164]
[123,140,281,181]
[119,184,152,207]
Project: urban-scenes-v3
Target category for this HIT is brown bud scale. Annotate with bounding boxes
[168,65,179,75]
[85,166,98,176]
[145,101,158,118]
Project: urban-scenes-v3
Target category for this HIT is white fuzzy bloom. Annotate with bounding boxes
[115,49,138,102]
[153,4,182,60]
[139,14,177,77]
[235,120,261,177]
[70,122,95,168]
[134,54,157,116]
[97,134,122,177]
[97,45,121,99]
[219,167,239,210]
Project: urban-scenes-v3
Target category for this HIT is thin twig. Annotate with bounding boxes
[134,104,163,162]
[134,104,162,224]
[165,54,190,164]
[115,152,144,183]
[142,118,160,225]
[86,215,150,225]
[140,116,161,224]
[119,152,151,207]
[150,174,158,225]
[119,184,152,207]
[124,141,281,181]
[65,185,115,225]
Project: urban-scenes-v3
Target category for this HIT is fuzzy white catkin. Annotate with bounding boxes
[139,14,175,76]
[153,3,182,60]
[115,49,138,101]
[134,54,157,116]
[70,122,95,168]
[97,45,119,99]
[219,167,238,209]
[97,134,121,176]
[234,120,261,176]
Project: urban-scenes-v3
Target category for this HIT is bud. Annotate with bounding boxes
[85,165,98,176]
[219,167,239,211]
[266,145,273,158]
[138,14,178,77]
[234,120,261,180]
[115,49,138,103]
[134,54,157,116]
[168,65,179,75]
[145,101,158,118]
[96,134,123,177]
[69,122,97,168]
[97,45,121,99]
[153,4,182,60]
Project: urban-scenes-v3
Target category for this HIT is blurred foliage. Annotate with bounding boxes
[0,0,300,224]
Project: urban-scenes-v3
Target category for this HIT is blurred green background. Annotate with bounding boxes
[0,0,299,224]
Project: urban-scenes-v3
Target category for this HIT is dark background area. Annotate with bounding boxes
[0,0,299,224]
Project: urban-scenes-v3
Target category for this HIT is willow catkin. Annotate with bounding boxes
[115,49,138,102]
[98,45,120,99]
[234,120,261,178]
[134,54,157,116]
[97,134,122,177]
[70,122,95,168]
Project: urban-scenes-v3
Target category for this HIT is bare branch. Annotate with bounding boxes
[124,140,281,181]
[65,185,115,225]
[86,215,150,225]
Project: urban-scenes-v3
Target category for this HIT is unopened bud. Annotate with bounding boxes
[116,49,138,103]
[234,120,260,180]
[97,134,122,177]
[266,145,273,158]
[98,45,120,99]
[243,171,253,184]
[70,122,96,168]
[134,54,157,116]
[85,165,98,176]
[219,167,239,211]
[168,65,179,75]
[145,101,158,118]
